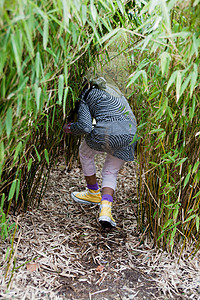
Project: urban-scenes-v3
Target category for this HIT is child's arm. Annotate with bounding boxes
[69,100,93,135]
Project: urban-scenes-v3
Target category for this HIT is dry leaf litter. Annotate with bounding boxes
[1,153,200,299]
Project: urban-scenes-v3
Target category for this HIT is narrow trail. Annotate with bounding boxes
[1,154,159,299]
[1,153,200,299]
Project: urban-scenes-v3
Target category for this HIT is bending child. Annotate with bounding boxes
[63,77,137,228]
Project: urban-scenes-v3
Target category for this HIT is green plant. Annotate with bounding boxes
[0,0,132,228]
[1,0,199,258]
[127,0,200,252]
[98,0,200,254]
[0,194,16,240]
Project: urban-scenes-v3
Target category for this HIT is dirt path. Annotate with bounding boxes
[1,153,200,299]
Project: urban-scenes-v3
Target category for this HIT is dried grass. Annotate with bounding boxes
[1,153,200,299]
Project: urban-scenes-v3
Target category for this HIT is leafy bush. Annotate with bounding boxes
[1,0,199,256]
[126,0,200,253]
[0,0,126,229]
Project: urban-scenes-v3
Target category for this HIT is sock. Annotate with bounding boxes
[102,194,113,202]
[87,183,99,191]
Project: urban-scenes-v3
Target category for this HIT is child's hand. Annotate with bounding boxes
[63,123,72,134]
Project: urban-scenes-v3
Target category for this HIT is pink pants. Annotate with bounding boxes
[79,139,125,191]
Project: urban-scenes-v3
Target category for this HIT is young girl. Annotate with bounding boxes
[63,77,137,228]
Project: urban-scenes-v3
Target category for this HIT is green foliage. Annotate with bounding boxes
[0,0,127,238]
[125,0,200,253]
[1,0,199,257]
[0,194,16,240]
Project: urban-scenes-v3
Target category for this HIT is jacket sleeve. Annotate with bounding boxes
[70,100,93,135]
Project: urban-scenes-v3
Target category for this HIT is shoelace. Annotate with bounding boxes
[79,190,89,197]
[100,203,112,212]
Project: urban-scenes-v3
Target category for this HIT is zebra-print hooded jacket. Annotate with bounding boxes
[70,86,137,161]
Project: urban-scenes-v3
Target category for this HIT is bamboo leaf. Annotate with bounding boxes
[162,32,191,39]
[17,76,29,94]
[70,0,82,23]
[64,63,68,86]
[160,52,171,77]
[15,178,20,202]
[22,19,34,57]
[5,107,12,139]
[166,71,177,91]
[35,52,41,79]
[98,0,112,12]
[190,64,198,98]
[0,141,4,163]
[1,194,5,210]
[150,128,164,134]
[58,74,64,105]
[180,73,191,98]
[11,33,21,74]
[8,179,17,201]
[160,0,171,34]
[176,71,181,102]
[81,4,87,26]
[34,146,41,162]
[196,216,199,232]
[149,161,159,166]
[149,0,159,14]
[100,28,120,44]
[28,158,33,172]
[183,166,191,188]
[116,0,124,15]
[71,24,78,46]
[90,0,97,22]
[34,85,41,112]
[166,106,174,121]
[162,97,168,113]
[44,149,49,165]
[127,70,147,88]
[192,34,199,57]
[137,122,147,130]
[45,115,48,139]
[14,142,22,162]
[175,157,188,167]
[189,95,196,121]
[193,0,200,6]
[61,0,70,28]
[163,219,173,230]
[43,17,49,50]
[0,48,7,75]
[63,87,69,119]
[100,17,112,32]
[141,35,151,53]
[173,206,179,220]
[184,214,196,223]
[170,227,176,249]
[0,163,2,181]
[192,161,199,174]
[157,231,165,241]
[141,70,148,89]
[193,191,200,199]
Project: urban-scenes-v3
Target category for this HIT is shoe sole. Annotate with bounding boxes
[99,216,116,228]
[71,192,100,205]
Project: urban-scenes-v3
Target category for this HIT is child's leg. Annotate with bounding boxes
[71,139,101,204]
[101,153,125,192]
[99,154,125,227]
[79,139,99,188]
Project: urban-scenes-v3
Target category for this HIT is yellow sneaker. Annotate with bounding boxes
[99,200,116,227]
[71,189,101,205]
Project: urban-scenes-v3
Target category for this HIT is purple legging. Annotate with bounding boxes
[79,139,125,191]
